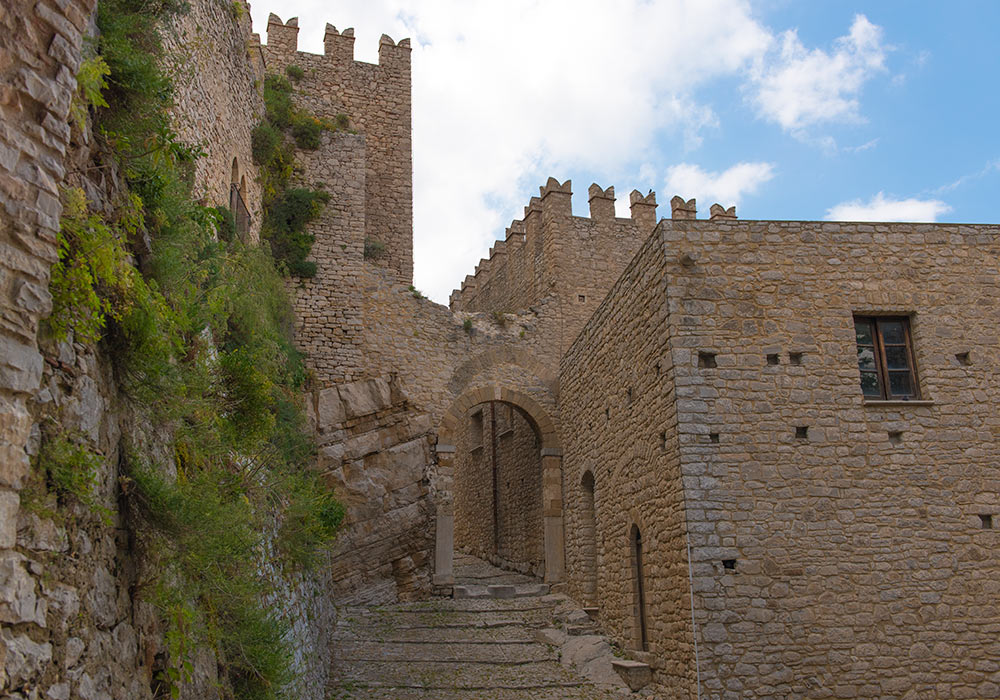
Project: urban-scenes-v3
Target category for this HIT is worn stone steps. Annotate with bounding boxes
[335,640,555,663]
[327,686,620,700]
[332,658,588,689]
[328,554,624,699]
[332,626,534,644]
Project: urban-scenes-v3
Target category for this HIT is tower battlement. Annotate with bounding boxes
[263,14,412,70]
[261,14,414,286]
[450,179,660,351]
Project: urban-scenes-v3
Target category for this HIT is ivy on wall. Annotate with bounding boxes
[41,0,345,697]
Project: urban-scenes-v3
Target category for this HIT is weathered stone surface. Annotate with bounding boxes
[315,386,345,431]
[0,552,45,626]
[2,629,53,684]
[611,659,652,691]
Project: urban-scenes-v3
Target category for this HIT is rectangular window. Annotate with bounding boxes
[854,316,919,400]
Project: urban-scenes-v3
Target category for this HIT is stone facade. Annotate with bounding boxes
[4,1,1000,697]
[561,210,1000,698]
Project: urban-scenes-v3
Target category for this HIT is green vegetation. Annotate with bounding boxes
[32,425,112,524]
[408,285,424,299]
[363,236,385,260]
[463,318,473,334]
[251,73,346,276]
[284,64,304,82]
[42,0,345,697]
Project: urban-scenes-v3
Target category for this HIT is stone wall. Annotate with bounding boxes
[561,213,1000,698]
[162,0,264,240]
[560,230,697,696]
[450,179,657,357]
[453,401,544,575]
[666,217,1000,699]
[261,16,413,284]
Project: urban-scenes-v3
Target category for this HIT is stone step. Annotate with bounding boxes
[335,640,555,663]
[331,659,590,690]
[333,625,535,644]
[343,598,554,613]
[327,685,621,700]
[452,583,550,600]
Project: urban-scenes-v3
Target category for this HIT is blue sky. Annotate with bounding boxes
[249,1,1000,303]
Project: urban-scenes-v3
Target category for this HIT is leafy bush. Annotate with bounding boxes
[48,0,348,696]
[262,188,328,277]
[363,237,385,260]
[284,64,304,81]
[290,115,323,149]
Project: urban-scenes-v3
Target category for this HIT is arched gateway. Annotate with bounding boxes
[432,385,565,586]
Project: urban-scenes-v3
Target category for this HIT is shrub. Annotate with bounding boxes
[251,122,283,166]
[262,74,294,128]
[408,285,424,299]
[290,115,323,149]
[363,237,385,260]
[284,64,304,81]
[262,188,329,277]
[463,318,473,333]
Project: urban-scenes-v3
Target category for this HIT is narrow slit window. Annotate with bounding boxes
[854,316,919,400]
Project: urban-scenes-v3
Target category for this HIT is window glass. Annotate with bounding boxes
[853,316,918,400]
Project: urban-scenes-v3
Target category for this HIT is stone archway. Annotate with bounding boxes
[433,385,564,586]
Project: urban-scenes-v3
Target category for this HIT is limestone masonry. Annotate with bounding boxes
[2,1,999,698]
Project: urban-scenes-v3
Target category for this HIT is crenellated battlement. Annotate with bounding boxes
[450,178,660,323]
[264,14,411,69]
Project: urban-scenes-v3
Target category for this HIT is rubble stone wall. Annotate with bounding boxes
[450,180,658,357]
[453,402,544,575]
[662,218,1000,699]
[560,230,697,697]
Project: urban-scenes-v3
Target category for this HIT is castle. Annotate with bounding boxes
[2,1,999,698]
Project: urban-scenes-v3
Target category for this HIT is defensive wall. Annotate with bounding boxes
[560,205,1000,698]
[261,15,413,284]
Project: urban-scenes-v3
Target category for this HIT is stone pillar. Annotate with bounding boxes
[433,444,456,586]
[541,448,566,583]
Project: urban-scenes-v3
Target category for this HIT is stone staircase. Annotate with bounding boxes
[327,553,627,699]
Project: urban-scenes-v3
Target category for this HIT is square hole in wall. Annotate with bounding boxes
[888,430,903,445]
[789,352,803,365]
[578,294,587,303]
[709,432,720,444]
[660,431,668,452]
[766,353,780,366]
[981,514,993,529]
[795,426,809,439]
[956,352,972,366]
[698,352,718,369]
[722,559,736,570]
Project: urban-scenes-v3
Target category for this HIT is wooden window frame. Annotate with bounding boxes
[854,315,920,400]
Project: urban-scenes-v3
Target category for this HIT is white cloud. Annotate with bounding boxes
[751,14,888,135]
[250,2,891,302]
[663,162,776,208]
[825,192,950,222]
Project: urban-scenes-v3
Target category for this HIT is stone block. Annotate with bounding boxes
[316,386,345,431]
[611,659,652,691]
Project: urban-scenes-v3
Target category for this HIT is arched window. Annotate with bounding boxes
[580,471,597,601]
[229,158,250,237]
[630,524,649,651]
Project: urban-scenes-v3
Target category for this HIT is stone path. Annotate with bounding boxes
[327,553,626,699]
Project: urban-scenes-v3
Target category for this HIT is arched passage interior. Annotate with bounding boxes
[434,386,564,586]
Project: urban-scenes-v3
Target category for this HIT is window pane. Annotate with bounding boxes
[880,320,905,345]
[857,346,877,370]
[888,371,913,396]
[855,320,873,345]
[860,371,881,396]
[884,346,910,370]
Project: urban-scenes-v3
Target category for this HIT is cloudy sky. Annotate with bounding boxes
[249,0,1000,303]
